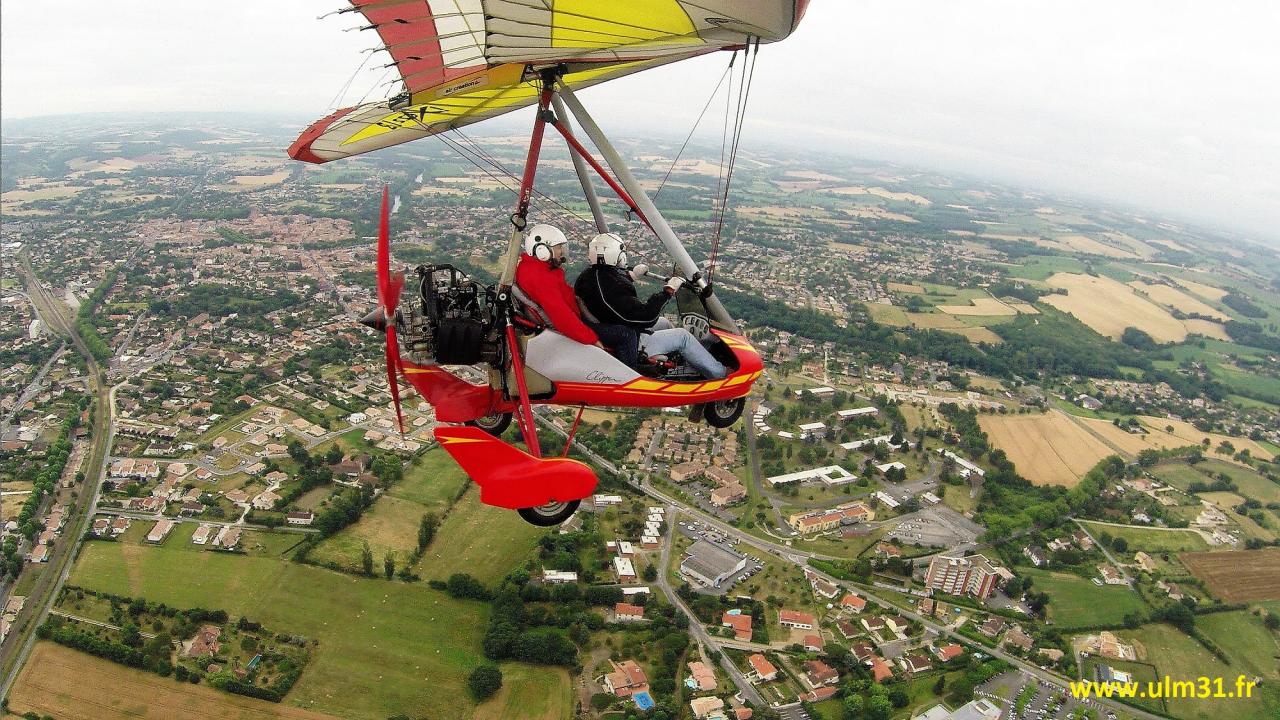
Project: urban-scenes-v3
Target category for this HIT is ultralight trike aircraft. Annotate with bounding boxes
[288,1,810,525]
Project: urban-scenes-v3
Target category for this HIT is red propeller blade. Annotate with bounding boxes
[376,185,391,312]
[374,185,404,436]
[386,325,405,436]
[387,271,404,316]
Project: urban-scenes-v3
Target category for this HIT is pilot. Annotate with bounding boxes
[514,223,605,351]
[575,233,727,380]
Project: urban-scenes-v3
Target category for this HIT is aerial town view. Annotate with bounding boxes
[1,3,1277,720]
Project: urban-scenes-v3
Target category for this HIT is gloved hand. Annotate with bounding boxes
[664,276,685,294]
[629,263,649,281]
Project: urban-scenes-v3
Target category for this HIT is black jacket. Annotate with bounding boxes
[574,265,670,330]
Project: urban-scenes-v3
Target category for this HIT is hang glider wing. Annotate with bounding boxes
[289,0,810,163]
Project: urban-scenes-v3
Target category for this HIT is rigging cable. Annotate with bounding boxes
[652,60,734,202]
[707,37,759,281]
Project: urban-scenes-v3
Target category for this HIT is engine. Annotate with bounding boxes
[401,264,499,365]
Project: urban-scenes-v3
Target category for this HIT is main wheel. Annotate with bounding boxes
[704,397,746,428]
[467,412,512,437]
[517,499,581,527]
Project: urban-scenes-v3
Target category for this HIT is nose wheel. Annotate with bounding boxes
[704,397,745,428]
[517,499,581,527]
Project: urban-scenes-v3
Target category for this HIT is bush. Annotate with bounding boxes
[468,663,503,700]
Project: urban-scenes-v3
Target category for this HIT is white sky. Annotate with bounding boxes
[2,1,1278,241]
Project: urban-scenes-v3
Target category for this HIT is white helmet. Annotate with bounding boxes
[523,224,568,261]
[587,232,628,267]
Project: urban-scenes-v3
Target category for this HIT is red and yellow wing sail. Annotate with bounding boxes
[289,0,810,163]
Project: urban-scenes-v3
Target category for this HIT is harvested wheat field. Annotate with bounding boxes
[1042,273,1188,342]
[825,185,931,205]
[1078,417,1272,466]
[1137,416,1274,460]
[9,642,341,720]
[979,410,1112,487]
[1129,281,1228,320]
[1179,548,1280,602]
[1183,318,1231,340]
[1173,277,1228,301]
[937,297,1017,316]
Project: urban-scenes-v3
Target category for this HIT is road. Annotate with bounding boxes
[1,334,66,428]
[1071,518,1135,588]
[0,257,114,698]
[545,413,1162,720]
[653,506,766,707]
[48,610,156,640]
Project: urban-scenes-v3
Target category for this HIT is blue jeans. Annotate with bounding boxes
[639,318,727,379]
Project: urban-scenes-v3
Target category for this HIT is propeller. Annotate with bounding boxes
[364,185,406,436]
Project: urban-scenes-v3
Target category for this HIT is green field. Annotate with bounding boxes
[66,527,552,720]
[413,486,549,586]
[1078,521,1210,553]
[309,447,476,572]
[1127,621,1280,720]
[1003,255,1087,281]
[472,664,572,720]
[1023,568,1148,629]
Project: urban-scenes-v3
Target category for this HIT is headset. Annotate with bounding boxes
[523,224,565,262]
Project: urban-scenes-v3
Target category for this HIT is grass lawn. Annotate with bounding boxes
[1150,462,1211,492]
[309,447,477,572]
[1077,521,1209,553]
[472,664,572,720]
[1128,622,1280,720]
[414,485,548,586]
[1004,255,1087,281]
[1022,568,1148,629]
[811,699,843,720]
[388,448,470,509]
[1194,611,1280,683]
[1197,459,1280,505]
[309,494,435,571]
[892,669,967,719]
[66,528,531,720]
[941,483,977,515]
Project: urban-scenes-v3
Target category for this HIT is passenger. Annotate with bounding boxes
[513,223,605,352]
[575,233,727,380]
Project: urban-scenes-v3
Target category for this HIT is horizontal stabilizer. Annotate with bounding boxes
[435,426,598,510]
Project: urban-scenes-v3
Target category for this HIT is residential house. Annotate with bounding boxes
[779,609,815,630]
[840,593,867,613]
[603,660,648,697]
[722,612,753,642]
[836,619,860,639]
[687,661,717,692]
[803,659,839,687]
[934,643,964,662]
[184,625,222,657]
[614,603,646,622]
[900,654,931,675]
[691,696,726,720]
[746,653,778,682]
[286,511,314,526]
[870,656,893,683]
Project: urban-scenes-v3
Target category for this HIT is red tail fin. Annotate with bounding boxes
[435,426,598,509]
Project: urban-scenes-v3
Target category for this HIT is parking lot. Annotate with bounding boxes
[886,504,982,549]
[977,670,1116,720]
